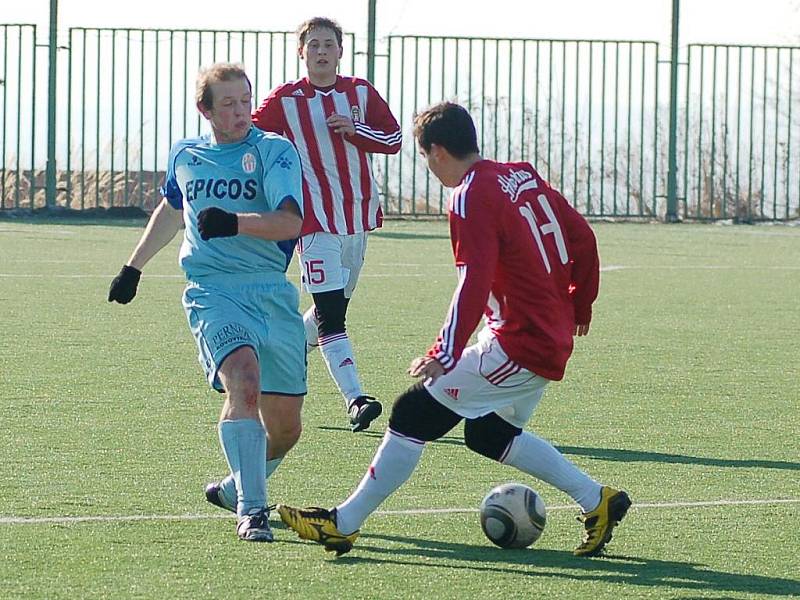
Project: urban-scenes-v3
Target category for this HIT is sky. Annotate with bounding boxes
[6,0,800,50]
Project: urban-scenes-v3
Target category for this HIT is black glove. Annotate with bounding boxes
[197,207,238,240]
[108,265,142,304]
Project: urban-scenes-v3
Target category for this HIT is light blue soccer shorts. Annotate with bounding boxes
[182,271,307,396]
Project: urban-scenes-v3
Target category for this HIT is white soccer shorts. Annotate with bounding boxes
[297,231,368,298]
[424,329,550,429]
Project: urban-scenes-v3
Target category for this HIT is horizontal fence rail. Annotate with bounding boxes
[1,24,798,221]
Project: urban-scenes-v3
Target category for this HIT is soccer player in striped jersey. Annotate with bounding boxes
[108,63,306,542]
[253,17,401,433]
[277,102,631,558]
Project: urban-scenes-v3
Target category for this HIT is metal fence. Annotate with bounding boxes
[381,36,662,218]
[0,24,38,210]
[681,44,800,221]
[63,28,356,211]
[1,24,799,220]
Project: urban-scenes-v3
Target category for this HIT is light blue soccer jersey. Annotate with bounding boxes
[162,126,303,279]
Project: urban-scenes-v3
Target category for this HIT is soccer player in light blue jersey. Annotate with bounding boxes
[108,63,306,542]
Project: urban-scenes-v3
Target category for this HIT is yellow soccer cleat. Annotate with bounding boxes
[574,486,632,556]
[277,505,359,556]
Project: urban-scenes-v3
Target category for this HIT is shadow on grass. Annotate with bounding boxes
[0,207,149,227]
[557,446,800,471]
[314,431,798,470]
[315,425,463,447]
[321,533,800,596]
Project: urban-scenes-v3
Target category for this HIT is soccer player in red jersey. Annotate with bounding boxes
[278,102,631,557]
[252,17,401,433]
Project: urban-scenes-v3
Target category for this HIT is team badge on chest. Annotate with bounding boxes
[350,105,362,123]
[241,152,256,174]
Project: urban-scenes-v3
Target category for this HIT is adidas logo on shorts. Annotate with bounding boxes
[444,387,460,400]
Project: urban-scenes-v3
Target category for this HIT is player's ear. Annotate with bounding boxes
[430,143,445,161]
[298,46,305,60]
[197,102,212,121]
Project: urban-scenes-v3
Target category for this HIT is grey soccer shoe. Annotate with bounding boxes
[237,508,274,542]
[348,395,383,432]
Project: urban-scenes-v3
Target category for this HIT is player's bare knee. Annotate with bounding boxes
[389,382,462,441]
[268,421,302,455]
[281,419,303,448]
[464,414,521,461]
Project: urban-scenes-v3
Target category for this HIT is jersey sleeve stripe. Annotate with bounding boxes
[448,171,475,218]
[437,264,468,364]
[353,122,402,144]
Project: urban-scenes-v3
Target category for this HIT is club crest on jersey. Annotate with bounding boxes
[498,168,538,203]
[350,105,362,123]
[241,152,256,174]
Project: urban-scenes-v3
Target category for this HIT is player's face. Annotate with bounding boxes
[201,77,252,143]
[300,27,342,85]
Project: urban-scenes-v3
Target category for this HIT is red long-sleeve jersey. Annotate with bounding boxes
[252,76,401,236]
[428,160,599,381]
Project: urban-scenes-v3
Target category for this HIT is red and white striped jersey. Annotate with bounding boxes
[428,160,600,382]
[252,76,401,236]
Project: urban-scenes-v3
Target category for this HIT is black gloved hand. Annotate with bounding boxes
[108,265,142,304]
[197,207,238,240]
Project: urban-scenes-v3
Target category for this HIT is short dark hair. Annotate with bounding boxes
[297,17,344,48]
[413,102,479,159]
[196,62,251,111]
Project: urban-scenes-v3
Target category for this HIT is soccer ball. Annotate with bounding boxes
[479,482,547,549]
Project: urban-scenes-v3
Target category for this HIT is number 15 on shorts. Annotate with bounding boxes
[303,259,326,285]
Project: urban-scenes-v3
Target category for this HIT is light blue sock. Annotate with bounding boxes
[218,419,267,518]
[219,456,283,508]
[219,475,237,508]
[266,456,283,479]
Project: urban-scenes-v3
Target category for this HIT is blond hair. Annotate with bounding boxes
[195,62,251,110]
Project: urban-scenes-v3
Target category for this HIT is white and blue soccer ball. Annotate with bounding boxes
[479,482,547,549]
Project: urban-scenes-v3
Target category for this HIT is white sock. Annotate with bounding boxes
[501,431,602,512]
[335,429,424,534]
[318,332,363,406]
[303,307,319,350]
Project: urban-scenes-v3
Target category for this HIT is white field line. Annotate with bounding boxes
[1,264,800,280]
[1,497,798,526]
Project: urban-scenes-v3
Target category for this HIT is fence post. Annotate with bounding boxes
[367,0,377,83]
[666,0,680,221]
[45,0,58,208]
